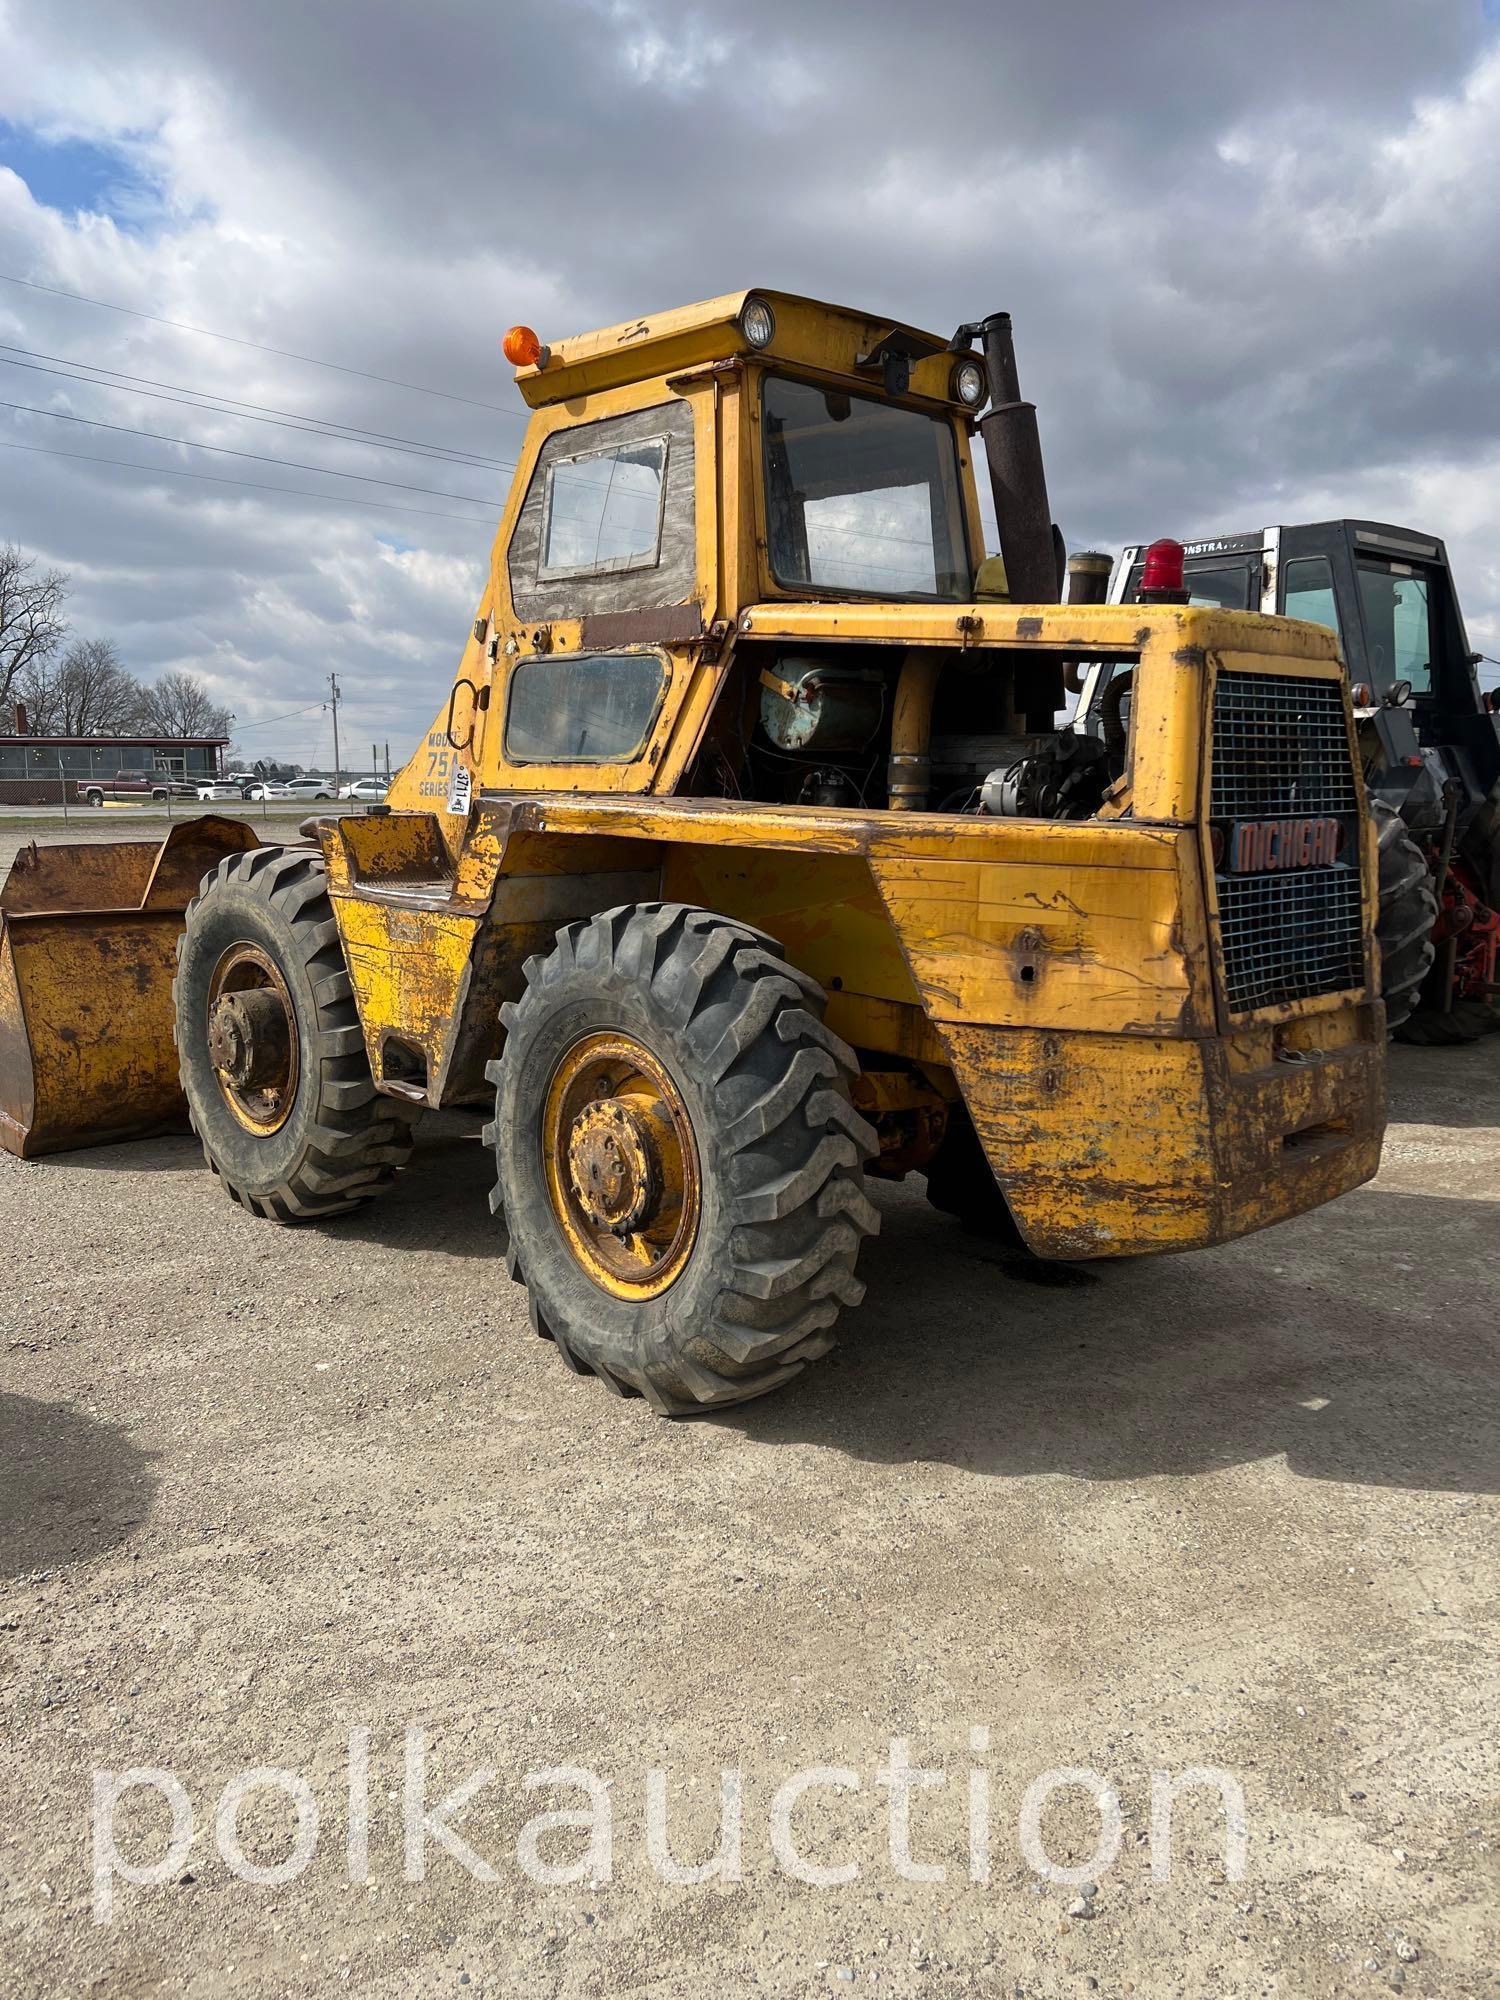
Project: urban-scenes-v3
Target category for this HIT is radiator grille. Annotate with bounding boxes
[1216,867,1364,1012]
[1210,672,1359,819]
[1211,671,1365,1012]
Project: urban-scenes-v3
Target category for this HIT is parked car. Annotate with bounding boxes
[285,778,337,800]
[78,770,179,805]
[338,778,388,803]
[243,781,295,800]
[195,781,243,801]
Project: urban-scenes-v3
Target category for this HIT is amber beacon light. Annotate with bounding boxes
[503,324,547,368]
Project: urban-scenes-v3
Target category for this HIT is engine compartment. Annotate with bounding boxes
[688,641,1132,822]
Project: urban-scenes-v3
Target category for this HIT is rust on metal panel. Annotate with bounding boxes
[1,839,158,916]
[141,815,260,909]
[869,840,1212,1037]
[331,833,663,1106]
[579,604,705,650]
[938,1003,1384,1260]
[0,815,261,1158]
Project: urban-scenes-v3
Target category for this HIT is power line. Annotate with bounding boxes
[1,399,498,507]
[0,439,496,525]
[0,343,514,467]
[0,270,532,419]
[233,701,328,731]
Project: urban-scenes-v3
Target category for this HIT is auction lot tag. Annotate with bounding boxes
[446,761,473,816]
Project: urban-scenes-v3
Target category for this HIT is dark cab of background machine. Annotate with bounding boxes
[1116,520,1500,828]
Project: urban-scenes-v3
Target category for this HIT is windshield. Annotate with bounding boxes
[1125,559,1253,610]
[762,375,971,598]
[1356,562,1433,696]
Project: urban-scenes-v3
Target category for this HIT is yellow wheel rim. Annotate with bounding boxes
[541,1031,701,1300]
[206,942,300,1136]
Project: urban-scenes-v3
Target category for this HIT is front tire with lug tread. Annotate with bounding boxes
[1373,799,1438,1035]
[173,846,419,1219]
[486,902,879,1413]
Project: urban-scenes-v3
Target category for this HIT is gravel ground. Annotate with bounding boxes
[1,820,1497,1997]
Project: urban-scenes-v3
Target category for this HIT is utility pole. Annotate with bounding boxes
[328,672,342,795]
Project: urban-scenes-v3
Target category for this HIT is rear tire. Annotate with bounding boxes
[173,846,419,1219]
[486,902,879,1413]
[1373,800,1438,1034]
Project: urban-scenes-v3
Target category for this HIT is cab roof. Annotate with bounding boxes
[510,289,968,410]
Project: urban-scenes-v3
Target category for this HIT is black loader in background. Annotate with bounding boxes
[1075,521,1500,1040]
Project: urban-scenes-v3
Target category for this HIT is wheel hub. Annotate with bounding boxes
[541,1031,700,1299]
[208,988,291,1090]
[206,943,300,1135]
[567,1098,661,1234]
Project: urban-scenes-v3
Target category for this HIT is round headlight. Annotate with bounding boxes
[740,296,776,349]
[953,357,987,408]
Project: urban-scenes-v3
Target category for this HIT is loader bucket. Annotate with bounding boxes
[0,816,259,1159]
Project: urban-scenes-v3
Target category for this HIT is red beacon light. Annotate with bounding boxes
[1139,537,1187,602]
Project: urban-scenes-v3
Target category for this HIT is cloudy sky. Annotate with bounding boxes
[1,0,1498,767]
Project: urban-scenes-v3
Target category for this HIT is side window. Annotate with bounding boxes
[504,652,668,764]
[1356,564,1433,695]
[539,437,667,580]
[508,400,696,623]
[1283,556,1342,645]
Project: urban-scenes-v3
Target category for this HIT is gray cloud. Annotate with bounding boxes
[1,0,1497,763]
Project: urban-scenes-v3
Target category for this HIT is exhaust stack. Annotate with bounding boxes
[974,312,1060,605]
[1066,551,1113,606]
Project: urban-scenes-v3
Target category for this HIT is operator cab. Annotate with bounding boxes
[1076,520,1500,828]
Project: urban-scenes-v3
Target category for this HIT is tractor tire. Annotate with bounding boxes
[173,846,419,1219]
[485,902,879,1413]
[1373,799,1438,1035]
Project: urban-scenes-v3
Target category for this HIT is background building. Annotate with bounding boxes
[0,730,228,804]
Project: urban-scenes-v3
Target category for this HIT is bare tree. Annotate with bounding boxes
[22,638,144,736]
[0,543,68,717]
[137,669,232,739]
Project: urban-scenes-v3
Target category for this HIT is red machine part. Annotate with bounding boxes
[1435,852,1500,1005]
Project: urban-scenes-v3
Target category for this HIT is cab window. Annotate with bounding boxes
[1282,556,1343,646]
[1126,560,1252,610]
[504,652,667,764]
[762,375,970,599]
[539,437,668,580]
[1356,563,1433,696]
[508,401,696,623]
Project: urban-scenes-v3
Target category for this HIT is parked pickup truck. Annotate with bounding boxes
[77,771,195,805]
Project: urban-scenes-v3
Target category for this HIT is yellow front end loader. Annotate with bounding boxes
[0,292,1388,1411]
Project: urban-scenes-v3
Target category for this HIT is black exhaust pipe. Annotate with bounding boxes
[972,312,1059,605]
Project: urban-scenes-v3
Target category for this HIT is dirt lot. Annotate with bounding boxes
[1,822,1496,1998]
